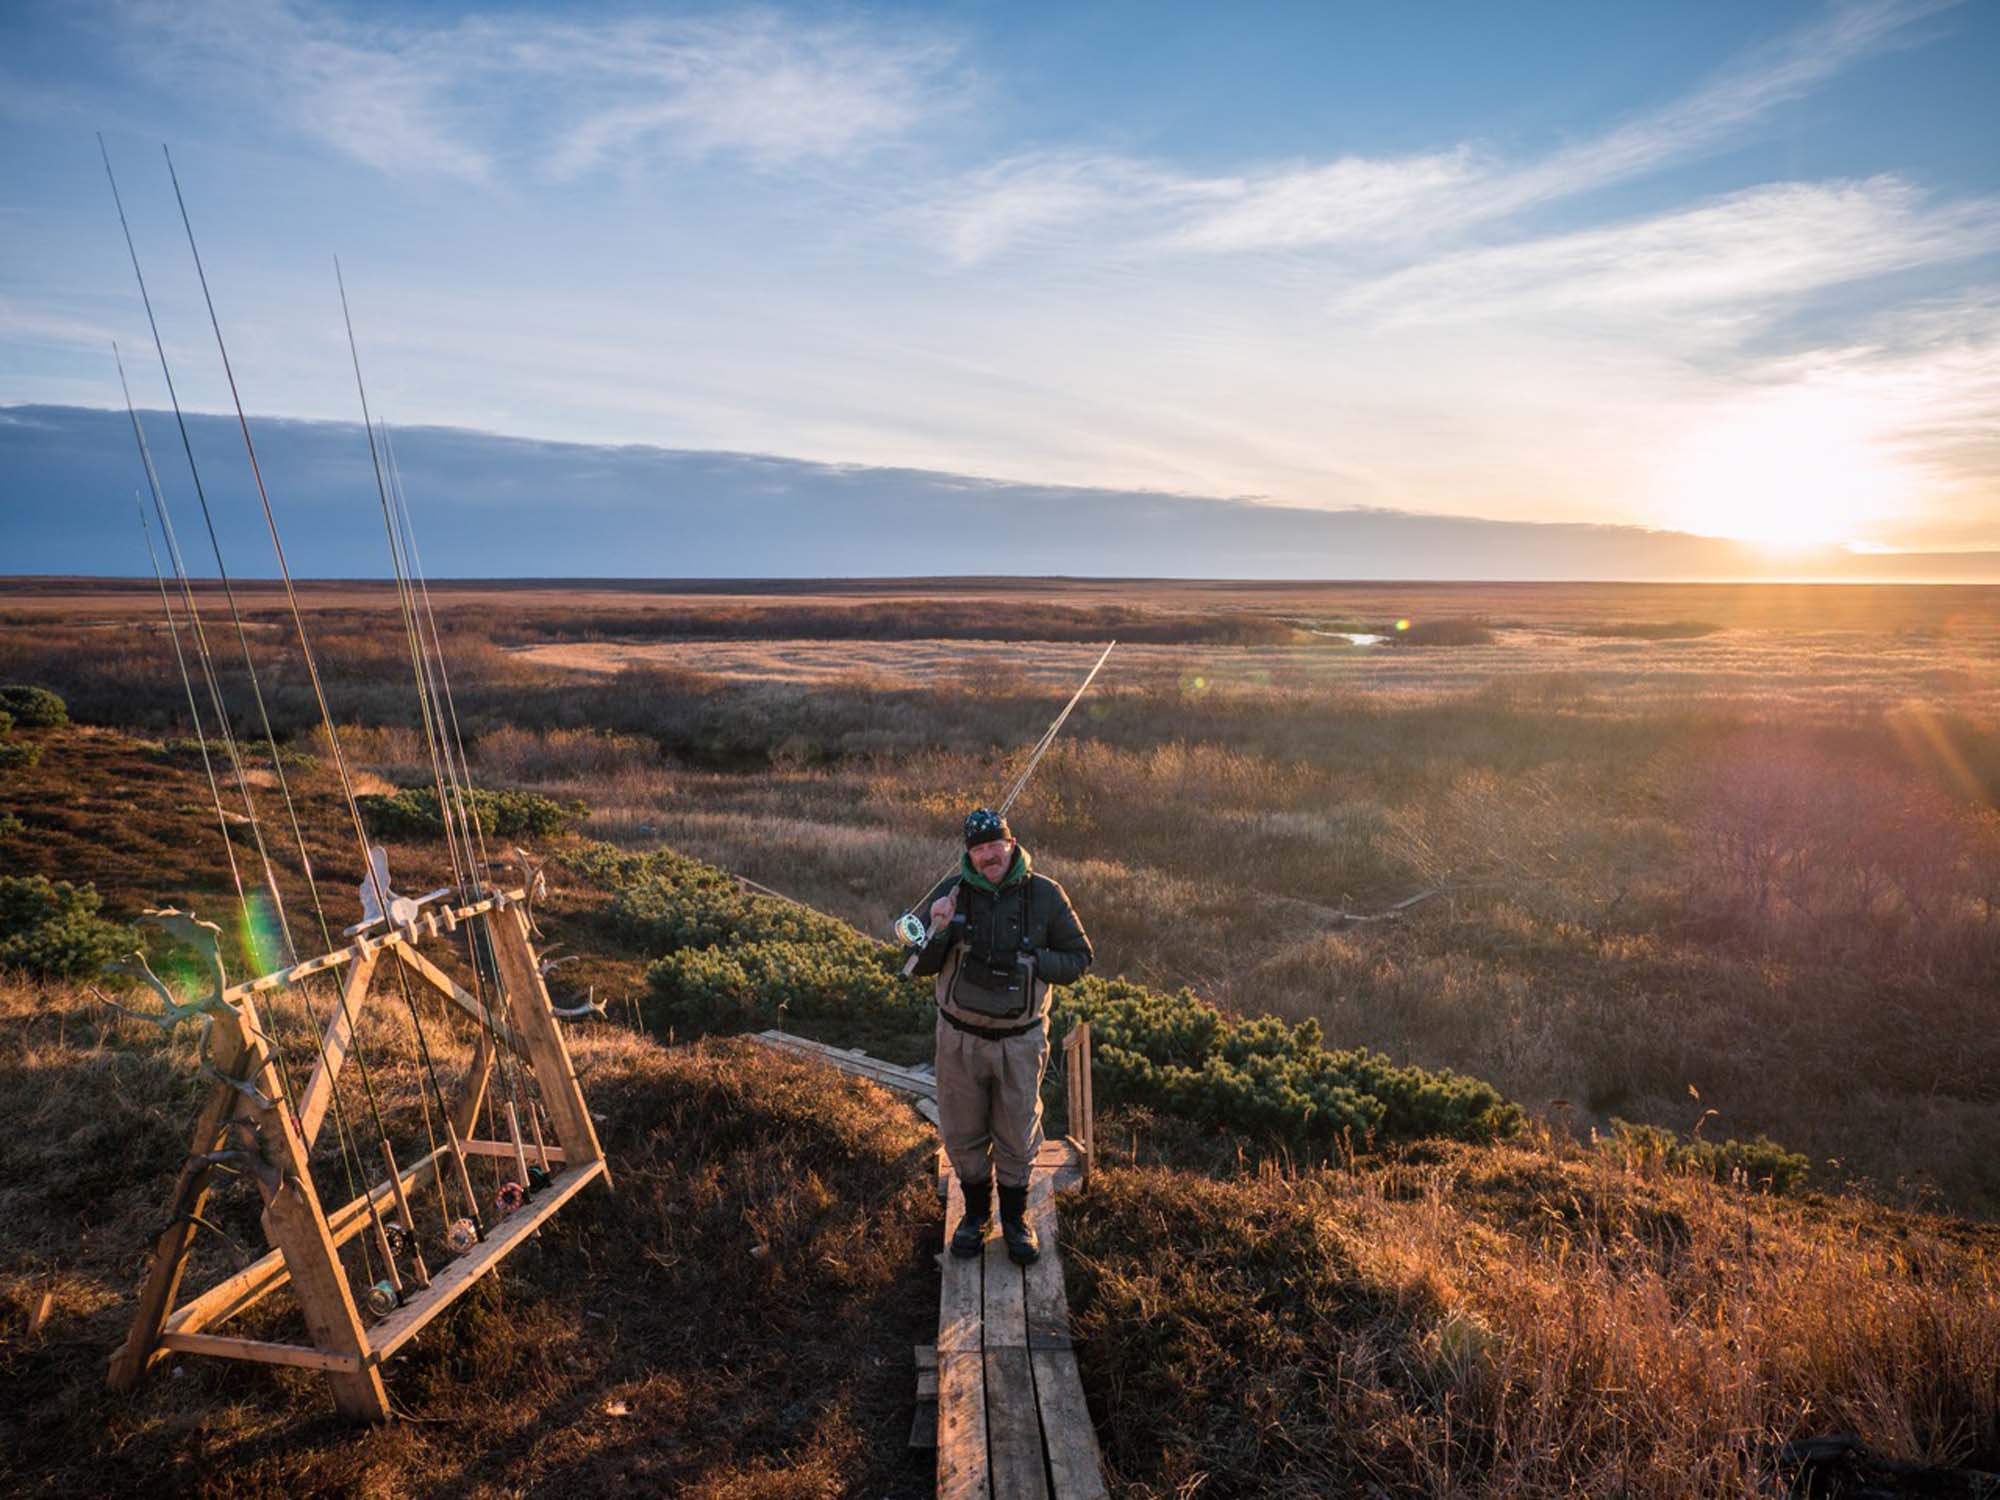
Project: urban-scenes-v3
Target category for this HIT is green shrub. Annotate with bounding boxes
[591,839,1521,1150]
[0,813,21,839]
[0,877,131,979]
[1601,1118,1810,1194]
[1049,979,1521,1146]
[0,741,44,772]
[0,709,13,735]
[153,737,319,772]
[648,940,929,1032]
[0,685,68,728]
[359,786,587,840]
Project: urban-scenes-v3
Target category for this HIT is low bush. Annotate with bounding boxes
[153,737,320,772]
[1602,1117,1810,1194]
[648,940,928,1032]
[0,708,13,734]
[1050,977,1522,1145]
[359,786,588,841]
[0,740,42,772]
[0,684,68,728]
[590,841,1522,1149]
[0,876,131,980]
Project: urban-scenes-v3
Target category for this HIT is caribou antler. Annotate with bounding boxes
[550,983,607,1021]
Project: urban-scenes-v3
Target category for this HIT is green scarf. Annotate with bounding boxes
[959,845,1031,893]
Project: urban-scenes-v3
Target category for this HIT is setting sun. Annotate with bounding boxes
[1662,389,1916,551]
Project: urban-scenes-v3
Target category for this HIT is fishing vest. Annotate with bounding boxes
[935,874,1055,1026]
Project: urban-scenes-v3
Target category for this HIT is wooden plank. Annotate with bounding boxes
[1077,1024,1094,1183]
[936,1348,990,1500]
[221,889,520,1002]
[460,1138,567,1163]
[909,1400,938,1450]
[981,1208,1028,1349]
[368,1158,606,1360]
[1030,1347,1110,1500]
[231,995,390,1421]
[297,949,379,1147]
[751,1029,937,1089]
[937,1171,984,1354]
[751,1031,939,1097]
[157,1330,364,1374]
[487,903,607,1181]
[984,1347,1050,1500]
[1021,1176,1072,1351]
[163,1146,447,1337]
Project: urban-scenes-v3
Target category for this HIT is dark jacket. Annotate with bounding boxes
[912,847,1092,1026]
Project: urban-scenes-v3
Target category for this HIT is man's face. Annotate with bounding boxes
[969,838,1015,881]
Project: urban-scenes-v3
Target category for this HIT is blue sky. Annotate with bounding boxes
[3,0,1997,560]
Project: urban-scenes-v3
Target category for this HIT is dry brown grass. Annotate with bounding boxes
[1064,1134,2000,1497]
[0,971,939,1499]
[3,676,1999,1493]
[6,581,2000,1216]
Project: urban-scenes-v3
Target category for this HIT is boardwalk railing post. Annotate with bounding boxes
[1077,1022,1094,1183]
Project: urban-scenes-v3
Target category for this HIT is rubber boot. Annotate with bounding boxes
[951,1177,992,1259]
[998,1182,1039,1265]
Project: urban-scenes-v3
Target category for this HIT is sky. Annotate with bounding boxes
[3,0,1998,568]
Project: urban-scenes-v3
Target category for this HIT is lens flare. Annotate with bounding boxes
[1395,619,1411,633]
[238,890,285,977]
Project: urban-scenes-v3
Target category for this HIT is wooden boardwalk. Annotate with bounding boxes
[748,1029,1108,1499]
[935,1147,1106,1500]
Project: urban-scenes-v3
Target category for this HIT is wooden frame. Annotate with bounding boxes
[1061,1021,1094,1182]
[105,887,609,1421]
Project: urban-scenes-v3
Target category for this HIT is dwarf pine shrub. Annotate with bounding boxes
[586,842,1522,1149]
[0,877,131,980]
[0,686,67,728]
[1602,1118,1810,1194]
[153,737,320,772]
[1049,978,1521,1145]
[359,786,587,840]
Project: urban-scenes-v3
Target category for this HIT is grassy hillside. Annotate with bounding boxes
[2,618,1998,1494]
[2,973,1994,1497]
[7,581,2000,1213]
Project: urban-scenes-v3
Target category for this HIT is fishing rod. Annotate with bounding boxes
[893,639,1116,955]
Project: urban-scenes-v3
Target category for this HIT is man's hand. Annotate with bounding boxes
[929,894,956,932]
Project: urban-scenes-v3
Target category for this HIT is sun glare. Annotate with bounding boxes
[1662,391,1914,552]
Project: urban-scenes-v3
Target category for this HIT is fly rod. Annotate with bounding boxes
[894,639,1115,958]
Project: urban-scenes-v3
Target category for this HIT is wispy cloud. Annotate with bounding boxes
[528,13,961,177]
[127,0,494,179]
[927,0,1951,263]
[115,0,963,181]
[1454,0,1955,227]
[1334,177,2000,326]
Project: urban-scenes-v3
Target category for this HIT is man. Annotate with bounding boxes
[911,808,1093,1265]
